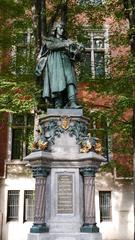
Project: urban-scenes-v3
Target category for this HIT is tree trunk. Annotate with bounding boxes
[36,0,46,48]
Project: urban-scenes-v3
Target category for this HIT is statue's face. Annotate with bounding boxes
[56,24,64,37]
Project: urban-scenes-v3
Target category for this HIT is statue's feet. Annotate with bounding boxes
[54,97,63,108]
[69,102,82,109]
[55,103,63,108]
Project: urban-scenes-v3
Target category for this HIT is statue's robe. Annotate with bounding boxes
[35,37,76,99]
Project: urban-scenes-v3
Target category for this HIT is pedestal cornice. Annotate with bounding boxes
[80,167,98,177]
[32,166,50,178]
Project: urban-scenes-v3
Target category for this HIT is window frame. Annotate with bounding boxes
[77,0,103,6]
[23,190,35,222]
[7,190,20,222]
[11,113,34,161]
[11,30,35,75]
[84,28,109,78]
[99,191,112,222]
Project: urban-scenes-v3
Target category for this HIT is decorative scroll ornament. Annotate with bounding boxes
[44,120,64,144]
[80,135,102,154]
[32,140,48,151]
[32,127,48,151]
[60,116,70,130]
[80,141,92,153]
[41,118,87,146]
[68,120,88,143]
[31,116,102,154]
[95,141,102,153]
[38,140,48,151]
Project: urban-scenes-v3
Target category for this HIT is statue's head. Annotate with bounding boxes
[51,21,65,38]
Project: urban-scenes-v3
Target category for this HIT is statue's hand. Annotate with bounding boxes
[65,39,74,47]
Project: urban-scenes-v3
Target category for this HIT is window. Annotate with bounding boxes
[7,190,20,221]
[24,190,35,222]
[12,31,35,75]
[79,29,108,80]
[77,0,102,5]
[11,114,34,160]
[89,115,110,161]
[99,191,112,222]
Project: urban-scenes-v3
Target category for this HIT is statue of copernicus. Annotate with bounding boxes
[35,21,84,109]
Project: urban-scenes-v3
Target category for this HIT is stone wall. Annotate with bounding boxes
[96,172,134,240]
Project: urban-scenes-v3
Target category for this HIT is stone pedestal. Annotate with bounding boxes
[28,232,102,240]
[25,109,106,240]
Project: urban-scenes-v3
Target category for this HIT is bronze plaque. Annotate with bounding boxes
[57,175,73,214]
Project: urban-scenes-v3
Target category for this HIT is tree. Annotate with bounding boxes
[0,0,38,115]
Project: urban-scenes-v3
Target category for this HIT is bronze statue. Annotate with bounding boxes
[35,21,84,109]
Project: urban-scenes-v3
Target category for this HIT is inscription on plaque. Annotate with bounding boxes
[57,175,73,214]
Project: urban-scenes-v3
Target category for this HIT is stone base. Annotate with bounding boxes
[80,223,99,233]
[30,224,49,233]
[28,232,102,240]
